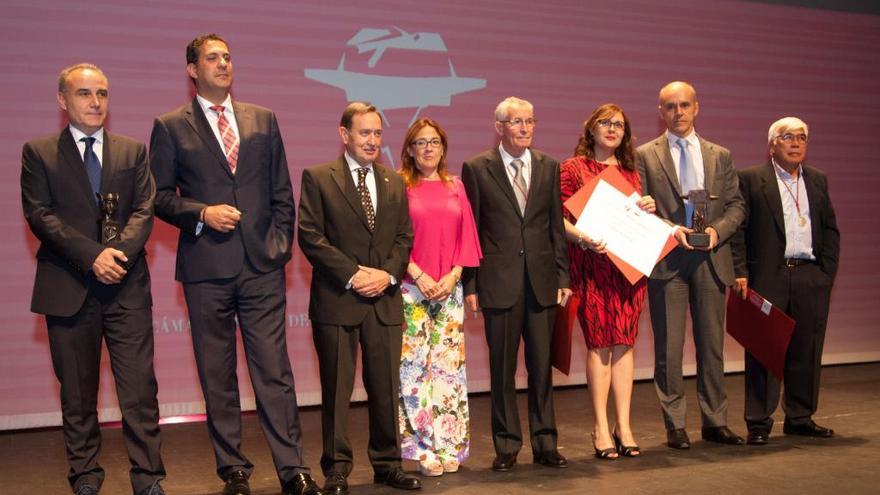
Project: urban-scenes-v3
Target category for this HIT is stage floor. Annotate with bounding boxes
[3,362,879,494]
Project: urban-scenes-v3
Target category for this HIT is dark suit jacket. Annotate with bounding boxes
[297,158,413,326]
[461,148,569,309]
[732,162,840,304]
[150,99,295,282]
[636,134,745,286]
[21,128,155,317]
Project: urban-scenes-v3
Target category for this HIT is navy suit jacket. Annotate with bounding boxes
[149,99,295,282]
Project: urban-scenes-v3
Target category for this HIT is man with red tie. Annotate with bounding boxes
[149,34,320,495]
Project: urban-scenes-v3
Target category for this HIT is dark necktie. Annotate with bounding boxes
[357,167,376,231]
[81,137,102,200]
[511,158,528,213]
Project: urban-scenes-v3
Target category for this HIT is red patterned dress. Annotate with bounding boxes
[559,156,647,349]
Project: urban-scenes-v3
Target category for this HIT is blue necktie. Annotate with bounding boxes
[677,137,698,228]
[81,137,102,201]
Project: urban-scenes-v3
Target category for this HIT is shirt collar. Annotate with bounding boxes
[498,144,531,168]
[666,129,698,148]
[344,151,373,172]
[772,158,802,180]
[197,93,234,115]
[68,125,104,145]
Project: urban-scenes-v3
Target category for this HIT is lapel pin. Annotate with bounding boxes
[384,177,389,182]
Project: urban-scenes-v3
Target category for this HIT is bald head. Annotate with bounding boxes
[658,81,699,138]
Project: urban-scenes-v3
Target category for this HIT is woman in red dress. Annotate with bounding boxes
[559,104,656,459]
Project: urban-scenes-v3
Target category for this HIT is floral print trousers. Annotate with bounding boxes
[398,281,470,464]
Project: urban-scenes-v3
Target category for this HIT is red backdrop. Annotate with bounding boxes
[2,0,878,429]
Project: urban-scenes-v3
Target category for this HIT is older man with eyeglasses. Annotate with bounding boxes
[461,96,571,472]
[731,117,840,445]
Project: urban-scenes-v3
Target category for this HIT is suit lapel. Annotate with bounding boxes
[184,99,233,177]
[524,150,545,218]
[802,166,824,250]
[330,157,372,231]
[100,131,115,197]
[759,162,786,236]
[699,137,716,194]
[59,128,100,212]
[232,101,251,173]
[486,148,523,218]
[373,164,394,234]
[652,136,682,198]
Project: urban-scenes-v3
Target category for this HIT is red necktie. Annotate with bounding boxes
[210,105,239,173]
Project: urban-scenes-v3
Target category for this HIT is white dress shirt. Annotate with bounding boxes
[344,151,377,212]
[666,129,705,190]
[69,125,104,166]
[498,144,532,189]
[773,160,815,260]
[196,94,239,151]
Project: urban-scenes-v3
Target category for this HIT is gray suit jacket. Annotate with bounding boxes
[635,133,745,286]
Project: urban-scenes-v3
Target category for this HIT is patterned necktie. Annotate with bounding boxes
[357,166,376,231]
[210,105,239,173]
[677,137,699,228]
[511,158,528,214]
[81,137,101,201]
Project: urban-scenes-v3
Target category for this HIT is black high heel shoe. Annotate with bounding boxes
[612,431,641,457]
[592,432,619,460]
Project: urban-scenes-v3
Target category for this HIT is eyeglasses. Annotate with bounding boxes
[596,119,626,131]
[778,133,808,143]
[498,118,537,128]
[412,138,443,149]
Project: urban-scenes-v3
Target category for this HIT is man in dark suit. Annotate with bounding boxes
[21,63,165,495]
[149,34,320,495]
[461,97,571,472]
[635,81,746,449]
[297,102,419,494]
[732,117,840,445]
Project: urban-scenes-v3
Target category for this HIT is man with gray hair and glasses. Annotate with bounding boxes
[731,117,840,445]
[461,96,571,472]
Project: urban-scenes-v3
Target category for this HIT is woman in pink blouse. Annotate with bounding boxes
[397,118,482,477]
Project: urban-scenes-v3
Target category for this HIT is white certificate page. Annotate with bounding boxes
[574,180,676,277]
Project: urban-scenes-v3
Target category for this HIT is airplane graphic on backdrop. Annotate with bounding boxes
[304,27,487,164]
[347,26,447,67]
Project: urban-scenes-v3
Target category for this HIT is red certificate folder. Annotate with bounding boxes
[725,289,796,379]
[563,166,677,285]
[551,295,579,375]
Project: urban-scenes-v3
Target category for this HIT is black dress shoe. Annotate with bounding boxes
[283,473,323,495]
[138,481,166,495]
[783,420,834,438]
[701,426,745,445]
[666,428,691,449]
[75,485,99,495]
[223,470,251,495]
[533,450,568,468]
[373,467,421,490]
[491,453,517,471]
[323,472,348,495]
[746,430,769,445]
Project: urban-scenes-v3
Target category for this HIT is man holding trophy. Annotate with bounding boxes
[20,63,165,495]
[635,81,746,450]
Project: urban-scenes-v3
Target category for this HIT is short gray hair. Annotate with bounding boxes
[768,117,809,144]
[58,63,106,93]
[494,96,533,121]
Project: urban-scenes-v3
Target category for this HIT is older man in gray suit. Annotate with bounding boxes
[635,81,745,449]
